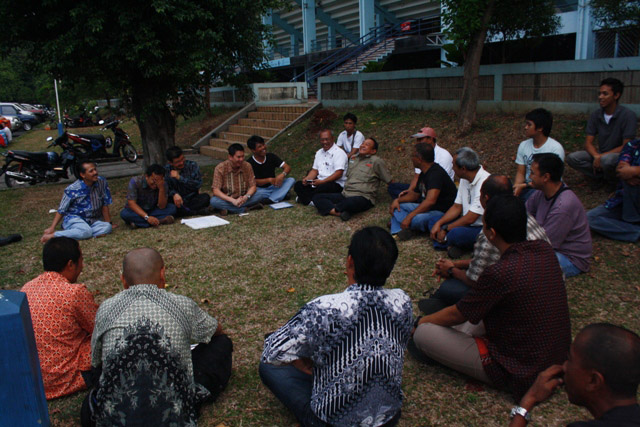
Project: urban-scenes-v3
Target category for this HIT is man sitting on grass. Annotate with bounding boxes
[165,146,211,217]
[22,237,97,399]
[413,195,571,401]
[312,137,392,221]
[336,112,365,159]
[512,108,565,201]
[83,248,233,426]
[41,160,114,243]
[247,135,295,204]
[509,323,640,426]
[389,142,457,240]
[260,226,413,426]
[120,164,177,228]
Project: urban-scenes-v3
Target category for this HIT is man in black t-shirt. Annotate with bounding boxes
[389,143,457,240]
[247,135,295,204]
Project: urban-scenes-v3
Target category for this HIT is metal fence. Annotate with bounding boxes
[594,27,640,58]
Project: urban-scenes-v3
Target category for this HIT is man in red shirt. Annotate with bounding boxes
[21,237,97,399]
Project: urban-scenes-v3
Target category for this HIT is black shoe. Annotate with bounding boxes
[339,211,351,221]
[261,198,275,205]
[395,229,416,241]
[418,297,449,315]
[0,234,22,247]
[407,337,437,365]
[447,245,465,259]
[246,203,264,212]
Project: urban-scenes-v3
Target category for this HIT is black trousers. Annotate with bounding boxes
[81,334,233,427]
[311,193,373,216]
[294,181,343,205]
[175,192,211,217]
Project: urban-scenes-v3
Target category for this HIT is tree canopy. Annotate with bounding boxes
[2,0,281,165]
[591,0,640,29]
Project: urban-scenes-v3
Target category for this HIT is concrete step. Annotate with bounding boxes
[248,111,300,121]
[200,146,229,160]
[257,105,314,114]
[208,138,246,150]
[237,118,290,128]
[220,131,271,143]
[228,124,281,137]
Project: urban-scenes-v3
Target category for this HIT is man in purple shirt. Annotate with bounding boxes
[526,153,592,277]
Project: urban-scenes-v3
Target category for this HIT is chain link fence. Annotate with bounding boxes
[594,27,640,58]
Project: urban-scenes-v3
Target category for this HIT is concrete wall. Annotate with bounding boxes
[210,83,308,107]
[318,57,640,114]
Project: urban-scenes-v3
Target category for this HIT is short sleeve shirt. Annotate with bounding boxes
[312,143,348,187]
[58,177,112,225]
[454,166,491,226]
[516,137,565,182]
[248,153,285,188]
[336,130,365,154]
[125,175,168,211]
[415,163,457,212]
[212,160,256,198]
[343,154,392,204]
[586,105,638,153]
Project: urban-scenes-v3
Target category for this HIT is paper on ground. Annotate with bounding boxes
[269,202,293,210]
[181,215,230,229]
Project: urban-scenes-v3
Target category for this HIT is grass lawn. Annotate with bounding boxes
[1,107,638,426]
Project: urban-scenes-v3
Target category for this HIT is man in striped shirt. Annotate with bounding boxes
[41,161,113,243]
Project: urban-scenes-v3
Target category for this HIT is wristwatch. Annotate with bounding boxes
[447,267,454,277]
[144,215,149,221]
[510,406,531,423]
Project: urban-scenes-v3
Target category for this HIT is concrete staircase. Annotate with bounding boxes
[199,103,319,160]
[328,38,396,76]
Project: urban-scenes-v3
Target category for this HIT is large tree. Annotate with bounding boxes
[591,0,640,29]
[442,0,559,134]
[2,0,280,165]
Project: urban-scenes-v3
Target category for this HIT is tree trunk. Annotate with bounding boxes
[457,0,496,135]
[131,85,176,168]
[204,85,212,117]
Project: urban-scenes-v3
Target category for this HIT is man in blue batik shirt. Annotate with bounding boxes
[260,227,413,427]
[41,161,114,243]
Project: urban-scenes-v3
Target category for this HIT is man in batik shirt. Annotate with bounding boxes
[22,237,97,399]
[260,227,413,426]
[41,161,113,243]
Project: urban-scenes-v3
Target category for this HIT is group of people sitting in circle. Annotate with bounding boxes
[22,77,640,426]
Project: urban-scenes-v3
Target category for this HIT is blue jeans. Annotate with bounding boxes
[55,217,112,240]
[433,278,470,305]
[258,362,327,427]
[209,194,263,214]
[120,205,177,228]
[254,178,295,203]
[390,204,444,234]
[587,182,640,242]
[427,217,482,250]
[555,252,582,278]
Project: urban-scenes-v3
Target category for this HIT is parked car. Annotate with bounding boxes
[0,105,23,130]
[19,103,46,122]
[0,103,36,130]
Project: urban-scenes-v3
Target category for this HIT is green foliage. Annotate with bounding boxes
[362,61,385,73]
[591,0,640,29]
[441,0,560,64]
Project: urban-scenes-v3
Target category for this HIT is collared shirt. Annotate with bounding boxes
[336,129,365,154]
[58,177,112,225]
[21,271,97,399]
[343,154,392,204]
[454,166,491,226]
[262,283,413,426]
[124,175,169,211]
[312,143,348,187]
[91,284,218,426]
[164,159,203,199]
[605,138,640,209]
[413,144,454,180]
[526,185,592,272]
[567,404,640,426]
[212,159,255,198]
[457,240,571,399]
[248,153,285,188]
[466,214,550,282]
[586,104,637,153]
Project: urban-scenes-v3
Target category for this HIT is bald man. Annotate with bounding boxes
[81,248,233,426]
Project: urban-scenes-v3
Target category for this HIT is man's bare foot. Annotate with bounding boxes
[328,209,340,217]
[40,233,55,244]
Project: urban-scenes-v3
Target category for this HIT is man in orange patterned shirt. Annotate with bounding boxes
[21,237,98,399]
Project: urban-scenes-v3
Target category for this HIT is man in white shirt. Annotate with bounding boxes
[294,129,348,206]
[388,126,454,199]
[336,113,365,159]
[430,147,491,258]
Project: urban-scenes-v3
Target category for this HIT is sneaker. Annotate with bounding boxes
[308,201,315,207]
[418,297,449,315]
[447,245,464,259]
[395,229,416,242]
[339,211,351,221]
[159,215,175,225]
[246,203,264,212]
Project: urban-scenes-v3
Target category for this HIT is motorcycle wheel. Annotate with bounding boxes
[4,165,30,188]
[71,161,82,180]
[23,122,32,131]
[121,144,138,163]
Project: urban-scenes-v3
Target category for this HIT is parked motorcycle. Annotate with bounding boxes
[1,134,79,187]
[67,119,138,163]
[63,110,94,128]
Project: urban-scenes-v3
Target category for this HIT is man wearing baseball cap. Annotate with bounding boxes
[388,126,454,200]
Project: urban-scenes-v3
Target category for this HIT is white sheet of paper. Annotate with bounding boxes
[269,202,293,210]
[180,215,230,229]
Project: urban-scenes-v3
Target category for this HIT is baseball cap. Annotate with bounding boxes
[411,127,437,139]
